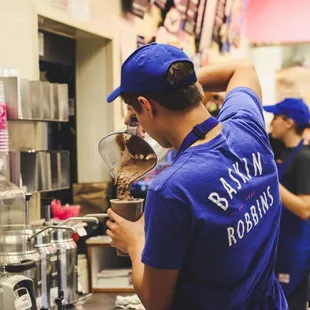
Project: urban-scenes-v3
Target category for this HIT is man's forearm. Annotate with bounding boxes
[197,59,253,93]
[128,240,146,305]
[280,184,310,220]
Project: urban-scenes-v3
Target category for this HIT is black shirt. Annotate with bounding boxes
[269,134,285,160]
[279,145,310,195]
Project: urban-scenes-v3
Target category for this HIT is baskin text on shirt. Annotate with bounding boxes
[208,152,275,247]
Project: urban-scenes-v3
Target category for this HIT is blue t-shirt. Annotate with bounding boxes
[141,88,287,310]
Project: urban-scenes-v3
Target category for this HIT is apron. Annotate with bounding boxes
[175,116,219,157]
[275,139,310,296]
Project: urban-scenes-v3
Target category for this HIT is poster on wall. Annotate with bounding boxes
[212,0,227,49]
[195,0,207,45]
[154,0,168,9]
[122,0,150,19]
[137,35,146,47]
[163,6,182,34]
[133,0,150,18]
[187,0,199,22]
[180,0,199,34]
[220,0,248,52]
[175,0,190,18]
[199,0,218,51]
[51,0,69,10]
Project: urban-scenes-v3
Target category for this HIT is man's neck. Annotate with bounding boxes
[282,131,303,148]
[165,103,213,150]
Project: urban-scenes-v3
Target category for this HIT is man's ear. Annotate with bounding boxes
[137,96,156,118]
[286,118,295,129]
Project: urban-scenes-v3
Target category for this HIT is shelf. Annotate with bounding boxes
[38,187,70,193]
[30,187,70,194]
[92,288,135,294]
[8,118,69,123]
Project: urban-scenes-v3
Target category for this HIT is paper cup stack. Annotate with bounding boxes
[0,81,9,153]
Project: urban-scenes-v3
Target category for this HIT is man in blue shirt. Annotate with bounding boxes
[106,43,287,310]
[264,98,310,310]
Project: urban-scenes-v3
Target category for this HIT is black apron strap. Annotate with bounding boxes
[176,116,219,157]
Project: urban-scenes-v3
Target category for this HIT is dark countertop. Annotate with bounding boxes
[76,293,126,310]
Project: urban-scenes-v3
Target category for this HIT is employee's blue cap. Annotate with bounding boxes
[107,43,197,103]
[263,98,310,128]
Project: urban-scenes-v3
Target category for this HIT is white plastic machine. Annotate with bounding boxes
[0,274,36,310]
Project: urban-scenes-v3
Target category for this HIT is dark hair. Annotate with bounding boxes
[295,124,306,136]
[121,62,204,113]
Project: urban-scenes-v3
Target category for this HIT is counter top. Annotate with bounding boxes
[76,293,127,310]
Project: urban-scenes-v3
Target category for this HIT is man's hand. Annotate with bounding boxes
[106,208,145,254]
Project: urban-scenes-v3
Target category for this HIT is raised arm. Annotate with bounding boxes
[197,59,262,101]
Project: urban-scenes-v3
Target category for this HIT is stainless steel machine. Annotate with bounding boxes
[27,225,74,310]
[0,226,41,308]
[0,176,37,310]
[50,217,98,308]
[0,175,100,310]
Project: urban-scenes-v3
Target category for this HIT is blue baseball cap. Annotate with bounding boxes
[107,43,197,103]
[263,98,310,128]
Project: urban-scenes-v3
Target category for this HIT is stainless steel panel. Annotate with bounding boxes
[41,81,50,120]
[35,238,58,309]
[9,151,21,187]
[0,77,34,120]
[20,151,38,193]
[30,81,43,119]
[20,79,33,119]
[50,151,61,189]
[52,232,78,305]
[59,151,70,188]
[37,151,52,191]
[49,83,56,120]
[53,84,59,120]
[56,84,69,121]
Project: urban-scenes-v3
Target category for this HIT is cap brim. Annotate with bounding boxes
[107,87,122,103]
[263,105,282,115]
